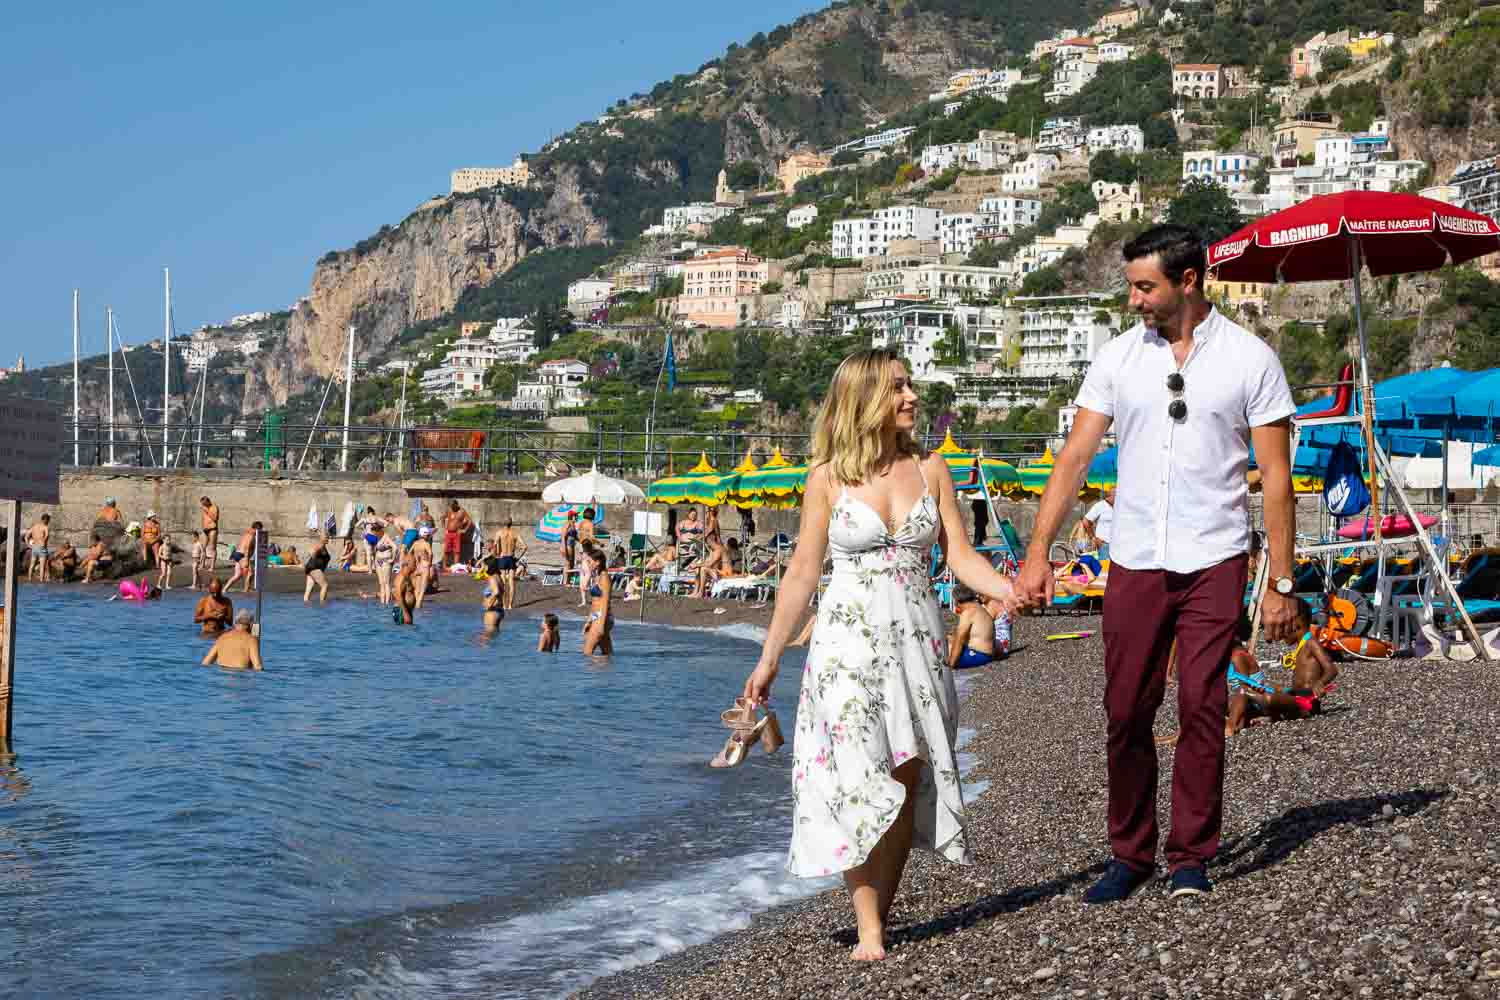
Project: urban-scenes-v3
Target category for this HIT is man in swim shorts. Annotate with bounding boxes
[202,610,263,670]
[490,518,526,610]
[49,538,80,581]
[946,584,998,669]
[393,552,418,625]
[81,533,114,583]
[226,522,262,593]
[200,496,220,571]
[192,577,234,636]
[25,514,51,582]
[443,500,473,569]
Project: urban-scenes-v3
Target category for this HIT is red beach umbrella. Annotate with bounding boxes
[1208,192,1500,656]
[1207,191,1500,282]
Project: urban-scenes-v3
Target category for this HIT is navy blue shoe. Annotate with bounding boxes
[1083,861,1153,904]
[1169,865,1212,898]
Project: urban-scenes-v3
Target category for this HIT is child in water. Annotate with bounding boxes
[537,613,560,652]
[1226,600,1339,736]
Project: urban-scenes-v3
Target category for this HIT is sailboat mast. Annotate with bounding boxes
[162,267,171,469]
[107,308,116,465]
[340,325,355,472]
[72,289,80,466]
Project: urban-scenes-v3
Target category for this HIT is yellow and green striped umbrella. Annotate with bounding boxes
[934,430,1021,495]
[646,453,740,505]
[730,448,807,509]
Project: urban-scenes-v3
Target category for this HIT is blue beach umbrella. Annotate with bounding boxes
[535,504,607,543]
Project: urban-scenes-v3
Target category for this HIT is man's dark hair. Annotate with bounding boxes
[1123,224,1206,286]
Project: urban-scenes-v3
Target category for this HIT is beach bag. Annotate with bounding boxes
[1322,441,1370,518]
[306,504,320,532]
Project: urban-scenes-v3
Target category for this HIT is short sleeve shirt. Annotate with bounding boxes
[1084,500,1113,544]
[1074,307,1295,574]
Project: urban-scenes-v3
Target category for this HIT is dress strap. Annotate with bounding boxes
[914,454,930,493]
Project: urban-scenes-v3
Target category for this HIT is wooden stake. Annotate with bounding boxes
[0,500,20,755]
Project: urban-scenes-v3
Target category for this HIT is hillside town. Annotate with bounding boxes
[357,0,1494,440]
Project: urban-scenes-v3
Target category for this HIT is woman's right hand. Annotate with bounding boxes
[743,658,779,707]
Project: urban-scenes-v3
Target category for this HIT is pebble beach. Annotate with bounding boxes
[573,611,1500,1000]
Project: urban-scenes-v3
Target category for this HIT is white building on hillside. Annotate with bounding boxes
[865,261,1014,302]
[786,204,819,229]
[1098,42,1135,63]
[976,196,1044,241]
[833,205,942,260]
[1035,117,1086,154]
[511,359,591,413]
[1046,57,1100,104]
[919,131,1018,173]
[1002,154,1061,193]
[567,279,613,311]
[939,213,980,255]
[1182,150,1262,191]
[1014,293,1118,380]
[663,203,735,232]
[1087,124,1145,156]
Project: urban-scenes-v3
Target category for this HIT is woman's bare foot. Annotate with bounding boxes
[851,927,887,961]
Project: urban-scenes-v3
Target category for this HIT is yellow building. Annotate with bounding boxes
[1092,6,1141,33]
[777,151,833,195]
[1271,119,1338,167]
[450,157,531,194]
[1205,277,1269,311]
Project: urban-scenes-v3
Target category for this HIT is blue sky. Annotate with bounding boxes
[1,1,825,368]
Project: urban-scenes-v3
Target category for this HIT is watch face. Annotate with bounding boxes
[1275,577,1294,595]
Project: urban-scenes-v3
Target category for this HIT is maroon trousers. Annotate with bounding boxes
[1100,554,1247,873]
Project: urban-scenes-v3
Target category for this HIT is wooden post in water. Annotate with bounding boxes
[0,500,20,754]
[252,528,268,637]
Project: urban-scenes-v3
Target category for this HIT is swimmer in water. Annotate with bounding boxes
[538,613,561,652]
[393,551,418,625]
[482,573,505,633]
[201,610,263,671]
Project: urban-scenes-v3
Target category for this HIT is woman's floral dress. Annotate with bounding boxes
[788,458,970,877]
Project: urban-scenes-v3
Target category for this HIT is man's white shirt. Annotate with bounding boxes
[1084,500,1113,544]
[1074,307,1295,574]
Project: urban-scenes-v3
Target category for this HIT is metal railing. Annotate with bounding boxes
[60,420,1076,478]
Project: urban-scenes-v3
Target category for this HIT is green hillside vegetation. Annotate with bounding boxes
[1405,9,1500,128]
[1178,0,1425,74]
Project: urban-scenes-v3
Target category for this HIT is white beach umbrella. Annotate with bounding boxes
[541,463,645,506]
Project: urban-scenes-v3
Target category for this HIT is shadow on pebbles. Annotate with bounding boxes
[574,613,1500,1000]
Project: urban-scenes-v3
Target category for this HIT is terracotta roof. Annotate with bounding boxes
[1174,63,1223,71]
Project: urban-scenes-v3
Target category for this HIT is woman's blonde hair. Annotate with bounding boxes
[811,348,920,486]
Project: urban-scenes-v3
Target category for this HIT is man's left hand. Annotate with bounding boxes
[1260,590,1299,644]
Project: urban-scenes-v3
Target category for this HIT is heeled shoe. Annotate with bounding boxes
[708,698,784,768]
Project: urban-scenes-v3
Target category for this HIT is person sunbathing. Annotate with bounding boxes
[691,538,744,598]
[946,585,998,669]
[643,542,678,573]
[1053,553,1105,596]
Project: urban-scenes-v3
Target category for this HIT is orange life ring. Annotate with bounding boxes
[1319,631,1391,659]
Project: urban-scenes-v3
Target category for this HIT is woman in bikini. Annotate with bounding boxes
[582,548,613,656]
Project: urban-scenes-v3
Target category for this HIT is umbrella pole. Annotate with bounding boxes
[1348,239,1382,545]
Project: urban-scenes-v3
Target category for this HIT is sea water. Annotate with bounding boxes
[0,587,982,999]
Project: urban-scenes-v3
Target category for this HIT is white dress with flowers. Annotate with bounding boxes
[787,460,970,877]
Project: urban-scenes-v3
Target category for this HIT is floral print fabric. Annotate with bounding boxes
[787,466,970,877]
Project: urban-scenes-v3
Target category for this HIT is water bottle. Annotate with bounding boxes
[994,609,1012,657]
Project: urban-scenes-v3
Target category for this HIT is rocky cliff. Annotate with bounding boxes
[242,168,605,411]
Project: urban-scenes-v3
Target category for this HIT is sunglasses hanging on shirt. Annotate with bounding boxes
[1167,372,1187,422]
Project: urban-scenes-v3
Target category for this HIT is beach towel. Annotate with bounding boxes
[306,504,320,532]
[323,513,337,537]
[338,501,356,538]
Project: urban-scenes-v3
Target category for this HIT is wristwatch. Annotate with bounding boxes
[1271,575,1295,596]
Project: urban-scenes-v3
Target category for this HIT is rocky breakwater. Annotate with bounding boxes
[243,167,607,412]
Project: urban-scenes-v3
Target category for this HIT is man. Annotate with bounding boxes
[80,533,114,583]
[200,496,220,571]
[443,500,473,569]
[490,518,527,610]
[226,521,262,593]
[25,514,51,582]
[202,610,263,670]
[49,539,80,581]
[1081,488,1115,560]
[1014,224,1299,903]
[192,577,234,636]
[691,537,743,598]
[946,584,997,669]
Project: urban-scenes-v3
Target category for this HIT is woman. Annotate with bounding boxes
[372,524,398,605]
[410,528,435,609]
[704,506,722,548]
[676,508,703,546]
[393,551,418,625]
[582,548,613,656]
[304,534,332,604]
[577,508,598,606]
[739,348,1018,963]
[561,510,579,576]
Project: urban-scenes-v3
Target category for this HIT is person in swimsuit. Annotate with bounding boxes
[561,510,579,576]
[491,519,527,610]
[482,574,505,633]
[582,548,613,656]
[49,539,79,582]
[393,551,418,625]
[202,610,263,670]
[140,511,162,567]
[946,585,997,669]
[410,529,435,609]
[538,613,560,652]
[443,500,473,570]
[372,525,398,605]
[25,514,51,582]
[200,496,220,572]
[96,497,123,525]
[81,533,114,583]
[193,577,234,636]
[304,534,332,604]
[676,508,702,546]
[226,522,261,593]
[704,506,722,548]
[154,534,178,590]
[1227,602,1339,734]
[690,538,743,598]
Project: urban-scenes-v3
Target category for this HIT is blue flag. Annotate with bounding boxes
[664,333,677,392]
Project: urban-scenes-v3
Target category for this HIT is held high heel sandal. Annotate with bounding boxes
[708,698,784,768]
